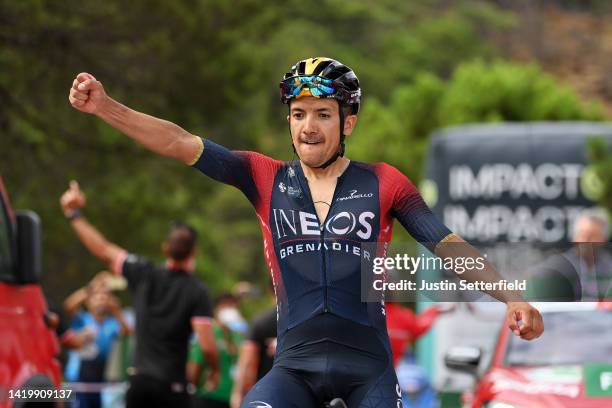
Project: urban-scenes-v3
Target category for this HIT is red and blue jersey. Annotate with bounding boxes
[192,139,452,351]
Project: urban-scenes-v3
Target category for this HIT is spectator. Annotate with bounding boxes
[188,293,243,408]
[529,209,612,301]
[43,293,81,351]
[60,181,219,408]
[568,210,612,300]
[63,275,130,408]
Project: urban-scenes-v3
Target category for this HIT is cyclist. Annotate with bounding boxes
[68,57,543,407]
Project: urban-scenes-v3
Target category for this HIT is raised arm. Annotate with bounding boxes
[68,73,202,164]
[63,285,89,317]
[68,72,282,206]
[60,180,125,269]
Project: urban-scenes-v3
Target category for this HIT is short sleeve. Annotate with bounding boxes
[118,253,156,289]
[191,283,213,319]
[384,164,452,250]
[191,138,282,208]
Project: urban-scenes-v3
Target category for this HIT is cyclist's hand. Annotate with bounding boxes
[60,180,86,215]
[69,72,107,114]
[506,301,544,340]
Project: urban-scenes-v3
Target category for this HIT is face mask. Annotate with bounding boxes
[217,308,243,327]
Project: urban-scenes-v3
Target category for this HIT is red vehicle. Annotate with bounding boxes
[446,302,612,408]
[0,177,61,407]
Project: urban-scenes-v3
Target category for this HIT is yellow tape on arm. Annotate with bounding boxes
[187,136,205,166]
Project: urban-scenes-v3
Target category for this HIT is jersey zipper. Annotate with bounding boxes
[320,224,328,312]
[319,176,345,313]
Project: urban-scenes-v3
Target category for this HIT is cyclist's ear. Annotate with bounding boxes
[343,115,357,136]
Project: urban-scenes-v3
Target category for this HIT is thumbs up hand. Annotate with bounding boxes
[60,180,87,216]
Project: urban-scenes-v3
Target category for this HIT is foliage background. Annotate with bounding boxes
[1,0,610,310]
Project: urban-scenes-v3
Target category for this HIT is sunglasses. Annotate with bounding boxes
[280,75,337,101]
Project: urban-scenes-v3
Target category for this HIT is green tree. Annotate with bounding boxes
[587,138,612,215]
[351,60,604,180]
[3,0,602,304]
[350,60,606,242]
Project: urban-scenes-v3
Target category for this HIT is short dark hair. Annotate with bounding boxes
[165,221,198,261]
[215,292,238,307]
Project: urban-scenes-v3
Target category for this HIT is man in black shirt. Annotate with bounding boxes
[60,181,219,408]
[247,308,277,381]
[230,306,277,408]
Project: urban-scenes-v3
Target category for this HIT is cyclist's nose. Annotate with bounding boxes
[302,113,319,135]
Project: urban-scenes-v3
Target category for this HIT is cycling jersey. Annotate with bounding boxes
[192,138,452,407]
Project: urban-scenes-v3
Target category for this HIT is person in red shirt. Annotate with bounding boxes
[386,303,453,366]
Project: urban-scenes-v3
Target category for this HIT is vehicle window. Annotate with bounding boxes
[0,197,14,281]
[505,310,612,366]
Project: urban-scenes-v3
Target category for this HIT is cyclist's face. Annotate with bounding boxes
[288,97,355,167]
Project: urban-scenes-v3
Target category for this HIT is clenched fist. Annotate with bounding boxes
[68,73,107,114]
[506,301,544,341]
